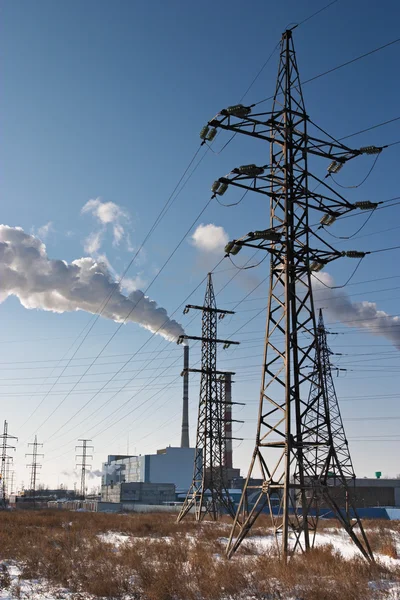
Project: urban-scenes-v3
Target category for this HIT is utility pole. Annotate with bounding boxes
[177,273,241,521]
[76,439,93,500]
[0,421,17,507]
[204,29,379,560]
[26,436,44,505]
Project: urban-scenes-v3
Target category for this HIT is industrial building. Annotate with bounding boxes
[101,446,196,498]
[103,481,175,505]
[101,345,241,504]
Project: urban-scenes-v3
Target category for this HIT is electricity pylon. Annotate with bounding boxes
[0,421,17,507]
[177,273,240,521]
[26,436,44,503]
[76,439,93,500]
[203,28,380,560]
[305,309,356,490]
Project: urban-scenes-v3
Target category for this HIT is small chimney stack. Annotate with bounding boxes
[181,345,190,448]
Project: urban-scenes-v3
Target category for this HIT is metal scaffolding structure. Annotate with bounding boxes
[204,28,378,559]
[177,273,239,521]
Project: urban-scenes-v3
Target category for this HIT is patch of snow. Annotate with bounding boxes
[97,531,132,547]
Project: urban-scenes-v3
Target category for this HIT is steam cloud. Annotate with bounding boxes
[0,225,184,341]
[313,272,400,349]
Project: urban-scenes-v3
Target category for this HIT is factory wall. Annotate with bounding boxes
[101,482,175,504]
[147,447,195,490]
[102,447,195,491]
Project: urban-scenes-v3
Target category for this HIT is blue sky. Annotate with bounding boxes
[1,0,400,490]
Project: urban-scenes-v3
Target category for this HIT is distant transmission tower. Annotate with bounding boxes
[204,28,380,559]
[0,421,17,507]
[305,309,356,492]
[177,273,240,521]
[26,436,44,503]
[76,439,93,500]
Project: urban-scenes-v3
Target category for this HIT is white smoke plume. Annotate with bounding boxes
[0,225,183,341]
[191,223,228,253]
[313,272,400,349]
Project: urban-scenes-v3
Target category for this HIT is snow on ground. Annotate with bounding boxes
[233,527,400,566]
[0,563,76,600]
[1,528,400,599]
[97,531,132,547]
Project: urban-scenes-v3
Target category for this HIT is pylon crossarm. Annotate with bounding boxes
[217,173,357,218]
[208,113,365,162]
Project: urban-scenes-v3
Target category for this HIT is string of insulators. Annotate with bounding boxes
[327,160,344,174]
[320,213,338,226]
[310,261,326,272]
[224,241,242,255]
[233,164,265,176]
[342,250,366,258]
[199,126,218,141]
[353,201,379,210]
[359,145,382,155]
[247,229,281,242]
[211,180,228,195]
[221,104,252,118]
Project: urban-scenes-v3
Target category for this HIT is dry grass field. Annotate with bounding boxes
[0,510,399,600]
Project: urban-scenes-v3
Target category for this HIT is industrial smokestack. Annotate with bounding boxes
[224,373,233,469]
[181,345,190,448]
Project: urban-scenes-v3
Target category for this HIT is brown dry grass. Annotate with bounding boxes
[0,510,398,599]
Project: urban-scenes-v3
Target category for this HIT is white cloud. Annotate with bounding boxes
[83,231,103,255]
[0,225,184,341]
[191,223,229,254]
[35,222,53,240]
[81,197,129,253]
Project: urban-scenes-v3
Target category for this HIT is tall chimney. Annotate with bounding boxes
[181,345,190,448]
[224,373,233,469]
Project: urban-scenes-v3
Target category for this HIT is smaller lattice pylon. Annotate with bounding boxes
[26,435,44,504]
[76,439,93,500]
[304,309,356,507]
[0,421,17,507]
[177,273,242,522]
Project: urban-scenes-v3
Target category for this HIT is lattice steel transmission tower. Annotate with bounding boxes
[306,309,356,491]
[202,28,381,560]
[76,439,93,500]
[26,436,44,502]
[0,421,17,507]
[177,273,240,521]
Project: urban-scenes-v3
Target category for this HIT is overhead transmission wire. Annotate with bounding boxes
[40,10,400,459]
[61,251,262,444]
[43,257,267,461]
[329,153,381,189]
[31,190,215,443]
[97,264,271,447]
[27,30,291,446]
[21,144,210,436]
[44,249,261,450]
[252,36,400,107]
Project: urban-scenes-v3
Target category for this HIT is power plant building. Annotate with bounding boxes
[102,446,196,494]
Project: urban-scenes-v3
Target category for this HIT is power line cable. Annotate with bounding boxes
[30,194,216,442]
[253,36,400,107]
